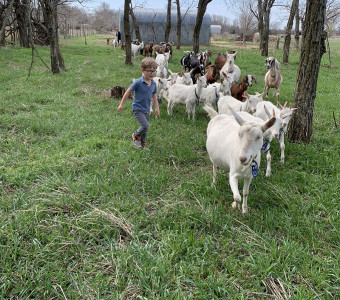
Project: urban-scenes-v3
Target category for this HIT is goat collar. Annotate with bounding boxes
[261,139,271,154]
[251,157,259,177]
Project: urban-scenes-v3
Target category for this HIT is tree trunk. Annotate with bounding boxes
[294,5,300,50]
[175,0,181,49]
[0,0,15,46]
[287,0,327,143]
[124,0,132,65]
[14,0,31,47]
[193,0,212,53]
[130,7,140,42]
[257,0,275,57]
[164,0,171,42]
[283,0,298,63]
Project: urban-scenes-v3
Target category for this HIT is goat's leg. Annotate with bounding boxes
[212,164,217,184]
[265,85,269,100]
[266,150,272,178]
[276,87,280,103]
[229,174,241,211]
[167,100,173,115]
[279,134,285,164]
[242,176,252,215]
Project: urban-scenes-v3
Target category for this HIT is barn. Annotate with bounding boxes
[118,8,211,45]
[210,25,222,35]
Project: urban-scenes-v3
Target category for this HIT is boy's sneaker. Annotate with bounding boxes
[132,134,142,148]
[141,142,150,151]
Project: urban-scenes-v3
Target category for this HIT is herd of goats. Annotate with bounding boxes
[113,40,298,214]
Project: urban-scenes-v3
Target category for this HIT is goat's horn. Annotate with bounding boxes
[284,101,287,108]
[289,103,292,109]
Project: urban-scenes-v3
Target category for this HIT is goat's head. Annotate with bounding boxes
[265,57,276,69]
[277,101,298,129]
[231,107,276,166]
[244,92,264,113]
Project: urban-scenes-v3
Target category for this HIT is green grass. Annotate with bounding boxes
[0,34,339,299]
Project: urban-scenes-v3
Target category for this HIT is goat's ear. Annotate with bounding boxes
[230,107,245,126]
[252,76,257,84]
[264,105,272,118]
[277,100,283,109]
[262,117,276,132]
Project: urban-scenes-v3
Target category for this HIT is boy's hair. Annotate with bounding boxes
[141,57,158,70]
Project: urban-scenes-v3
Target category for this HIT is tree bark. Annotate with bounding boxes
[14,0,31,47]
[287,0,327,143]
[130,7,140,41]
[294,5,300,50]
[165,0,171,42]
[0,0,15,46]
[193,0,212,53]
[175,0,181,49]
[124,0,132,65]
[257,0,275,57]
[283,0,298,63]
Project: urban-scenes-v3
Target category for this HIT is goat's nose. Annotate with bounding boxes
[239,156,247,164]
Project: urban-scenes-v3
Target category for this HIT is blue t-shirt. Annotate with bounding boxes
[130,76,157,112]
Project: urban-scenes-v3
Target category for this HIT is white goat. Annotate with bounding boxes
[264,57,283,102]
[156,65,167,78]
[167,70,179,87]
[150,77,168,113]
[204,105,276,214]
[155,53,170,69]
[220,51,241,83]
[167,75,207,119]
[113,38,118,48]
[238,108,283,178]
[131,42,144,59]
[218,92,263,115]
[255,100,297,165]
[176,72,193,85]
[200,80,231,109]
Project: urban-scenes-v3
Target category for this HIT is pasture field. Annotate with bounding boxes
[0,35,339,299]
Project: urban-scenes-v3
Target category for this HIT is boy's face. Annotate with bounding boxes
[142,68,156,80]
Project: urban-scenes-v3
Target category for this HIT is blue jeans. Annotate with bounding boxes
[133,110,150,143]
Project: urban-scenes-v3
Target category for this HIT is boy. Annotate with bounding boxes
[117,57,160,150]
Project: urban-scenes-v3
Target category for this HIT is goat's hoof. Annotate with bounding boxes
[280,159,285,164]
[231,201,237,210]
[242,206,248,215]
[265,172,271,178]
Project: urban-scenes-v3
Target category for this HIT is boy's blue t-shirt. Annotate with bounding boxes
[130,76,157,112]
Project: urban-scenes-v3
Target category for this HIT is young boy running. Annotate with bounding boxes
[117,57,160,150]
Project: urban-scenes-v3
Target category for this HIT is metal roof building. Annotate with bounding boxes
[119,8,211,45]
[211,25,222,35]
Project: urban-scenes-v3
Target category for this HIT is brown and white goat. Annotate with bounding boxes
[231,75,257,101]
[205,64,221,84]
[264,57,283,102]
[144,40,154,57]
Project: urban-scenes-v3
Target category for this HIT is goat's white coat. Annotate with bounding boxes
[131,42,144,59]
[150,77,168,112]
[167,75,207,119]
[264,57,283,102]
[255,100,297,166]
[218,92,263,115]
[220,52,241,82]
[200,80,231,109]
[204,105,276,214]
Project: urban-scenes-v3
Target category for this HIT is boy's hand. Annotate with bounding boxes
[155,107,160,117]
[117,103,123,111]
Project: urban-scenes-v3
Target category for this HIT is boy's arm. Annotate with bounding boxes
[152,93,160,117]
[117,88,132,111]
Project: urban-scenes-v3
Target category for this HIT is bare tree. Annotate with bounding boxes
[294,4,300,49]
[238,0,257,43]
[129,6,141,41]
[164,0,171,42]
[124,0,132,65]
[282,0,298,63]
[287,0,327,143]
[0,0,15,45]
[250,0,276,56]
[193,0,212,53]
[174,0,195,49]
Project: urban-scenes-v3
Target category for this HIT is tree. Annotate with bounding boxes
[174,0,195,50]
[0,0,15,45]
[193,0,212,53]
[124,0,132,65]
[282,0,298,63]
[238,0,257,43]
[130,7,141,41]
[287,0,327,143]
[164,0,171,42]
[251,0,275,56]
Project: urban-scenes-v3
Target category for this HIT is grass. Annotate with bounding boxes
[0,34,339,299]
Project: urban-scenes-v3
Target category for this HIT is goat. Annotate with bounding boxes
[265,56,281,70]
[113,38,118,48]
[238,108,283,178]
[144,40,154,57]
[131,41,144,59]
[231,75,257,101]
[155,53,170,69]
[264,57,283,102]
[199,79,231,109]
[176,72,193,85]
[220,51,241,83]
[203,105,276,214]
[205,64,221,84]
[156,65,167,79]
[218,92,263,115]
[255,100,297,165]
[167,75,207,119]
[190,64,205,84]
[180,51,195,72]
[150,77,168,113]
[167,70,179,87]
